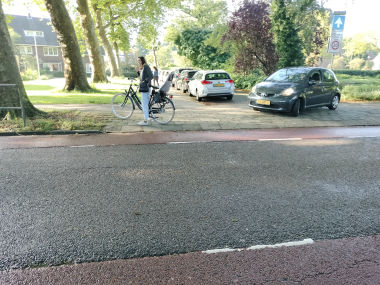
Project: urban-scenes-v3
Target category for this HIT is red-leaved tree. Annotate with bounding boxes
[223,0,278,75]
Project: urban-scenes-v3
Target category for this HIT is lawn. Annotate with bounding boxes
[336,74,380,101]
[24,79,138,104]
[0,111,107,133]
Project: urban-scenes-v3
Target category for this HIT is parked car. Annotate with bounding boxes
[188,70,235,101]
[248,67,341,116]
[172,68,193,87]
[175,70,198,93]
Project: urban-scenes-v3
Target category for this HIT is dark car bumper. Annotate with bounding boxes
[248,93,297,112]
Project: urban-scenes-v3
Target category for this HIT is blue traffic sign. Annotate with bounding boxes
[332,15,345,31]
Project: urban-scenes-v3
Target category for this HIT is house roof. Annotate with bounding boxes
[7,14,59,47]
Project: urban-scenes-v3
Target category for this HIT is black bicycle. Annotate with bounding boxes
[111,84,175,124]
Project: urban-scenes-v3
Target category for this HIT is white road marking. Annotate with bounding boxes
[247,238,314,250]
[203,238,314,254]
[347,135,379,139]
[70,145,95,148]
[258,138,303,141]
[168,141,210,144]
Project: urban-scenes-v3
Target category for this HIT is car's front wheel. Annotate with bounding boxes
[291,99,300,117]
[328,94,339,110]
[226,95,233,100]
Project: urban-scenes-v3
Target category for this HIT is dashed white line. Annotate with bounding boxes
[347,135,379,139]
[203,238,314,254]
[258,138,303,141]
[167,141,210,144]
[70,145,95,148]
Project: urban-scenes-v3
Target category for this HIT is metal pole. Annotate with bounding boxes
[330,54,335,69]
[33,33,40,78]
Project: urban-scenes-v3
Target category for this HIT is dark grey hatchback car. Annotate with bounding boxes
[248,67,341,116]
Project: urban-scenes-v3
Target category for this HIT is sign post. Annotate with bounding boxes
[328,11,346,55]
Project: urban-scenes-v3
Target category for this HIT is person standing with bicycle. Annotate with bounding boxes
[137,56,153,126]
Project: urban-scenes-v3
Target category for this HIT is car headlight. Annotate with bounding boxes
[281,87,295,96]
[251,85,257,94]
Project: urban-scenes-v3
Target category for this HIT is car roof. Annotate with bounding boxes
[280,66,335,73]
[198,70,229,74]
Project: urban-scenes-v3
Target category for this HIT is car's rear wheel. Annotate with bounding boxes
[291,99,300,117]
[196,90,202,101]
[226,95,233,100]
[328,94,339,110]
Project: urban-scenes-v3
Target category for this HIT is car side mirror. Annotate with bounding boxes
[309,79,316,86]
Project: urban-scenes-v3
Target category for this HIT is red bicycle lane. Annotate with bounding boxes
[1,234,379,284]
[0,126,380,149]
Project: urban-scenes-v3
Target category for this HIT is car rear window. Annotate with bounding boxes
[188,71,197,77]
[205,73,230,80]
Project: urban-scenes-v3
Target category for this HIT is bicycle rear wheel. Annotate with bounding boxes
[150,97,175,124]
[111,93,134,119]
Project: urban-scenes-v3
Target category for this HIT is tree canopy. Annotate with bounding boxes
[223,0,278,75]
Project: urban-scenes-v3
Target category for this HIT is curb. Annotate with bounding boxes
[0,130,104,137]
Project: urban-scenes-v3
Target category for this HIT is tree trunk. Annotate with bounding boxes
[113,41,122,75]
[76,0,108,83]
[93,6,119,77]
[152,46,158,68]
[44,0,91,91]
[0,1,41,118]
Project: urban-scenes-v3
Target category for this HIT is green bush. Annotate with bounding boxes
[231,70,266,90]
[333,69,380,77]
[40,70,64,78]
[21,69,38,81]
[348,58,365,70]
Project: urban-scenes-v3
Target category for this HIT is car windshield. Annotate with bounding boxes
[266,69,307,83]
[205,73,230,80]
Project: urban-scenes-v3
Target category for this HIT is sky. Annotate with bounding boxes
[3,0,380,38]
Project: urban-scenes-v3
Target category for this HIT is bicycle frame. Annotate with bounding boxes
[125,85,142,110]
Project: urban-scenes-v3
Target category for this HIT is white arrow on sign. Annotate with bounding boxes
[335,17,343,28]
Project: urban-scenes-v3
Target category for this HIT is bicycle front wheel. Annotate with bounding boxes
[111,93,134,119]
[150,97,175,124]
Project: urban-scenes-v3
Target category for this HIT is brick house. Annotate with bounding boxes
[7,14,109,76]
[8,14,64,73]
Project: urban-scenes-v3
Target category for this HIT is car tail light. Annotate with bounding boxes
[227,79,234,83]
[201,80,212,85]
[169,95,173,99]
[184,77,188,81]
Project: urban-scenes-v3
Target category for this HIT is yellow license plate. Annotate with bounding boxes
[213,83,224,87]
[257,99,270,105]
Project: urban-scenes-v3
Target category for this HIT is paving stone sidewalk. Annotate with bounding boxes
[36,90,380,133]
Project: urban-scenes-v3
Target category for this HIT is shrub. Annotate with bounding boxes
[21,69,38,81]
[333,69,380,77]
[231,70,266,89]
[348,58,365,70]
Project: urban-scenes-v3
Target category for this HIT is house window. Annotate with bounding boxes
[19,46,33,55]
[24,30,44,37]
[43,47,59,56]
[42,63,61,72]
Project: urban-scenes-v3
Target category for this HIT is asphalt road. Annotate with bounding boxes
[0,136,379,271]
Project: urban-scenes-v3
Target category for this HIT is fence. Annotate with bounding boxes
[0,84,26,127]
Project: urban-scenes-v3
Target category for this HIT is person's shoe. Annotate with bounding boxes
[137,120,149,126]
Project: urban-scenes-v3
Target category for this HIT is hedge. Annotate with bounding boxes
[333,69,380,77]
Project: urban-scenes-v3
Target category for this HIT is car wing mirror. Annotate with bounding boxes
[309,79,316,86]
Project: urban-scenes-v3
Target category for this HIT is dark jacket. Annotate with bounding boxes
[139,64,153,92]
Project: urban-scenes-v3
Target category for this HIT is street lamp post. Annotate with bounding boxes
[33,32,40,78]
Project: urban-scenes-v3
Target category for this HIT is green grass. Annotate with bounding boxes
[0,111,107,132]
[336,74,380,101]
[24,84,56,91]
[28,94,116,104]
